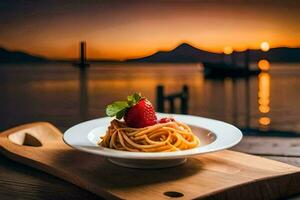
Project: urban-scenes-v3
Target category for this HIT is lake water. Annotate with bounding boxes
[1,62,300,134]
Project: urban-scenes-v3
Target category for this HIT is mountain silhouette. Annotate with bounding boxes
[128,43,223,63]
[0,47,47,63]
[127,43,300,63]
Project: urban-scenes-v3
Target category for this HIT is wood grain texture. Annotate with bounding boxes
[1,122,300,200]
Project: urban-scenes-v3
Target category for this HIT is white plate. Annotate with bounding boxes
[64,113,242,168]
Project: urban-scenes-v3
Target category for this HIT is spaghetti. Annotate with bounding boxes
[99,119,200,152]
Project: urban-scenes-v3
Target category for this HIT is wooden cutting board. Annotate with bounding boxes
[1,122,300,200]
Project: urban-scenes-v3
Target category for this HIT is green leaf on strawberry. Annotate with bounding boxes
[127,93,142,106]
[106,93,142,119]
[106,101,129,119]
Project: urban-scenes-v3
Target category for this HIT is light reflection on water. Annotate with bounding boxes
[258,72,271,128]
[0,62,299,133]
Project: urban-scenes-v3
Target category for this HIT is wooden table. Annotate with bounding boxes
[1,134,300,200]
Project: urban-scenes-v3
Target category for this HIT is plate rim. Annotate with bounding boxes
[63,113,243,160]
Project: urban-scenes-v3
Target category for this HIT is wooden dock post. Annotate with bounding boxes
[181,85,189,114]
[156,85,164,112]
[80,42,86,67]
[74,41,90,69]
[77,41,89,119]
[156,85,189,114]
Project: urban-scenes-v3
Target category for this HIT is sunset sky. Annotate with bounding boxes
[0,0,299,60]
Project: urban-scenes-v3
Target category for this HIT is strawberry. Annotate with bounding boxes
[106,93,157,128]
[124,98,157,128]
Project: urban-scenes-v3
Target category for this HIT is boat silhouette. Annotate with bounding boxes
[204,49,260,78]
[203,62,260,78]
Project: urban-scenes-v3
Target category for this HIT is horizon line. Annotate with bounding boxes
[1,43,300,62]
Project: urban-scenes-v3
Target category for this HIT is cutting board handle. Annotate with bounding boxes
[0,122,63,151]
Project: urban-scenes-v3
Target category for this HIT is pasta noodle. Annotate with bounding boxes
[98,119,200,152]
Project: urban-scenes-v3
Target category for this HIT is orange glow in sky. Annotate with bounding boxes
[260,42,270,52]
[0,1,300,60]
[223,46,233,55]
